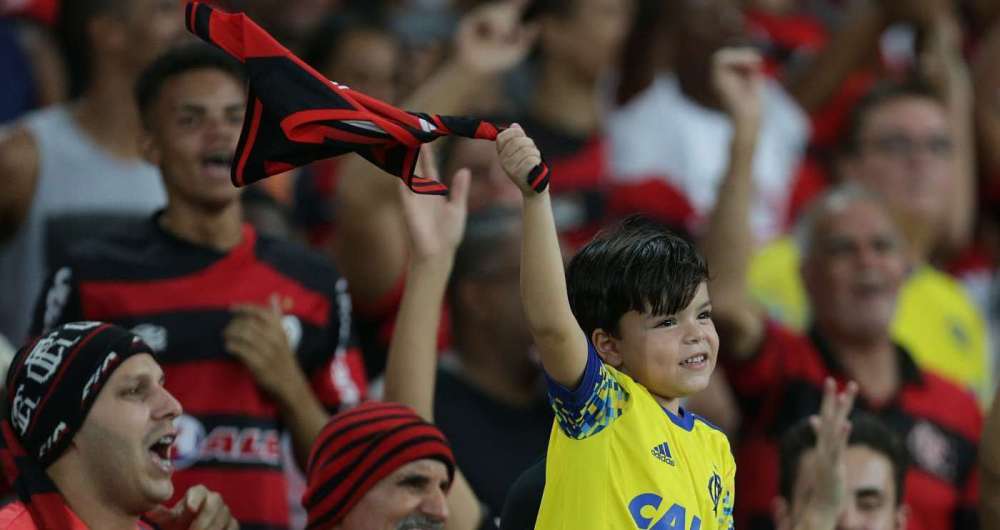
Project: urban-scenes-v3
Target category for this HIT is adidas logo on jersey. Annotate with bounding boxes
[651,442,675,466]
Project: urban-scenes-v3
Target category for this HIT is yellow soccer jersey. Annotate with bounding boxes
[535,344,735,530]
[748,236,991,403]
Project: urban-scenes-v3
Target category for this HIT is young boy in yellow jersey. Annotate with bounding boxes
[493,47,765,530]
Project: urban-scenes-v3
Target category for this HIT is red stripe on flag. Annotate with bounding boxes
[235,98,263,186]
[474,121,499,140]
[530,164,550,189]
[282,110,391,145]
[186,3,197,33]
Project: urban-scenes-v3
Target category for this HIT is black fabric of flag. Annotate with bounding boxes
[185,1,550,195]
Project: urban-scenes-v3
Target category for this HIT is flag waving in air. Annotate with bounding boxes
[184,1,549,195]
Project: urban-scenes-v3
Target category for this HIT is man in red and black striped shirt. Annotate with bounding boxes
[703,75,981,529]
[29,43,367,530]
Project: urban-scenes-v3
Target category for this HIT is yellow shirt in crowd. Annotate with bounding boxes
[748,237,991,404]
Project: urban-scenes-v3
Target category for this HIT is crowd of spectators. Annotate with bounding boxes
[1,0,999,528]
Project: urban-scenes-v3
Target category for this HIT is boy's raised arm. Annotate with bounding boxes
[496,125,589,389]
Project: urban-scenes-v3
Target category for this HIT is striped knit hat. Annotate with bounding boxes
[5,322,154,467]
[302,402,455,529]
[0,322,155,530]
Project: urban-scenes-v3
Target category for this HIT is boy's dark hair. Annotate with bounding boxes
[840,78,943,156]
[134,42,246,128]
[779,412,908,505]
[566,215,708,337]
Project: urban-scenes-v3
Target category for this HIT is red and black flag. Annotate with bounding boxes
[184,1,549,195]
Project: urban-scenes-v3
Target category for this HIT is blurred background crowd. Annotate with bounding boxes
[1,0,1000,528]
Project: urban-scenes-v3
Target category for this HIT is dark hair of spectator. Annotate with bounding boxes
[841,78,944,156]
[57,0,128,99]
[134,42,246,128]
[566,215,708,337]
[301,10,393,74]
[778,412,908,506]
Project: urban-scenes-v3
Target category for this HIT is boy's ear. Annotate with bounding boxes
[591,328,623,368]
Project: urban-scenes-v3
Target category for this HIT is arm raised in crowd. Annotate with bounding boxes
[381,145,483,530]
[699,48,766,360]
[495,125,588,389]
[332,1,536,308]
[920,12,975,255]
[785,379,859,530]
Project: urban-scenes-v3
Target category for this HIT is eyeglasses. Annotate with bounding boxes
[861,133,954,159]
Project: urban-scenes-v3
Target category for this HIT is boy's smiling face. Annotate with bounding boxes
[594,282,719,408]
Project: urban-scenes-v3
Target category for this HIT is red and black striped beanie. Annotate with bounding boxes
[302,402,455,529]
[0,322,155,529]
[4,322,154,467]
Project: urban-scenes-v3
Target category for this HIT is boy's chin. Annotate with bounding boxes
[670,373,714,397]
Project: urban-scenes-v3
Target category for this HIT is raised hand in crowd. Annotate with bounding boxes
[453,0,539,80]
[683,47,764,428]
[496,125,544,197]
[786,379,859,530]
[146,485,239,530]
[223,296,328,468]
[712,47,765,134]
[381,144,484,530]
[383,145,471,418]
[917,11,975,254]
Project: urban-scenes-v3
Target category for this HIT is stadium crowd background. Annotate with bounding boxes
[1,0,1000,528]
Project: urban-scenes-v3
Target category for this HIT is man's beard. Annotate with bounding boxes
[396,515,445,530]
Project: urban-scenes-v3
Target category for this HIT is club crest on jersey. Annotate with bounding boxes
[651,441,675,466]
[708,471,723,515]
[629,493,701,530]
